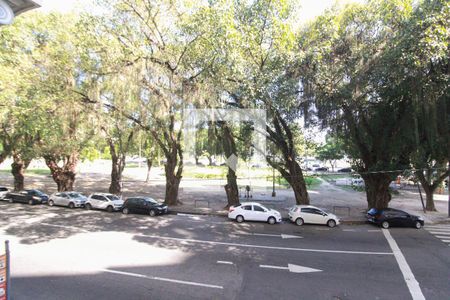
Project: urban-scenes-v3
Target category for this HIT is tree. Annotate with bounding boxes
[405,0,450,211]
[300,0,423,209]
[316,135,345,171]
[200,0,312,205]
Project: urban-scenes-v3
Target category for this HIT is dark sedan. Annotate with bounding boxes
[367,208,424,229]
[5,189,49,205]
[122,197,168,217]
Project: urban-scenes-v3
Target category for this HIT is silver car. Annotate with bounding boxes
[48,192,87,208]
[0,186,9,200]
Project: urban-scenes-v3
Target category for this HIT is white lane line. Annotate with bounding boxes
[236,233,302,239]
[435,235,450,239]
[40,222,89,233]
[103,269,223,289]
[217,261,233,265]
[260,264,287,270]
[441,240,450,243]
[343,229,356,232]
[138,234,393,255]
[428,230,450,234]
[425,226,450,230]
[382,229,425,300]
[428,229,450,233]
[368,230,381,232]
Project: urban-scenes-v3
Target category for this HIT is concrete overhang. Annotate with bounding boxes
[1,0,41,25]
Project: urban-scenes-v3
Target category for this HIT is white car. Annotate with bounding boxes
[288,205,340,227]
[85,193,124,212]
[228,202,282,225]
[0,186,9,200]
[48,191,87,208]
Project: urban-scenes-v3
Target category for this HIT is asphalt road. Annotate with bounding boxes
[0,202,449,300]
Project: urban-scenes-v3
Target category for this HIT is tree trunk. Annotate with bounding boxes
[416,173,437,211]
[44,153,78,192]
[361,173,393,210]
[207,155,213,166]
[284,158,310,205]
[164,152,182,206]
[266,112,310,205]
[11,154,27,191]
[109,156,125,194]
[221,123,240,208]
[108,142,125,194]
[145,158,153,182]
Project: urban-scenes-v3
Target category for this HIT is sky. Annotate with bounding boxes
[38,0,364,23]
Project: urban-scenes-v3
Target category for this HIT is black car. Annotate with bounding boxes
[367,208,424,229]
[122,197,168,216]
[338,167,352,173]
[5,189,49,205]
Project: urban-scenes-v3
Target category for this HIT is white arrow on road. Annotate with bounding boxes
[260,264,322,274]
[237,233,302,239]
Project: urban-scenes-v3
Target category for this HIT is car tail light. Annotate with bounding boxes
[229,206,235,212]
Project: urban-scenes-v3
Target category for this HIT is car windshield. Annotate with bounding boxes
[367,208,378,215]
[68,192,85,199]
[106,195,120,201]
[30,190,45,196]
[144,197,158,204]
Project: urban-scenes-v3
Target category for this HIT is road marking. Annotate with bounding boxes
[367,230,381,232]
[103,269,223,289]
[425,225,450,229]
[236,233,302,239]
[314,228,330,231]
[217,261,233,265]
[260,264,322,274]
[435,235,450,239]
[40,222,89,233]
[382,229,425,300]
[428,230,450,234]
[441,240,450,243]
[343,229,356,232]
[138,234,393,255]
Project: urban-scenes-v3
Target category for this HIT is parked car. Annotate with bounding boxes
[288,205,340,227]
[48,192,87,208]
[338,167,352,173]
[5,189,49,205]
[367,208,424,229]
[314,167,329,172]
[122,197,168,216]
[0,186,9,200]
[85,193,124,212]
[228,202,282,225]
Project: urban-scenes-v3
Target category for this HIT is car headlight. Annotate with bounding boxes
[32,196,40,200]
[418,217,424,221]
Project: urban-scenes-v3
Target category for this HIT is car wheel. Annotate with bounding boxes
[28,199,33,205]
[149,210,156,217]
[295,218,304,226]
[327,219,336,228]
[68,202,75,209]
[381,221,390,229]
[415,221,422,229]
[268,216,276,225]
[122,208,129,214]
[236,215,244,223]
[48,200,54,207]
[85,203,92,210]
[106,206,114,213]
